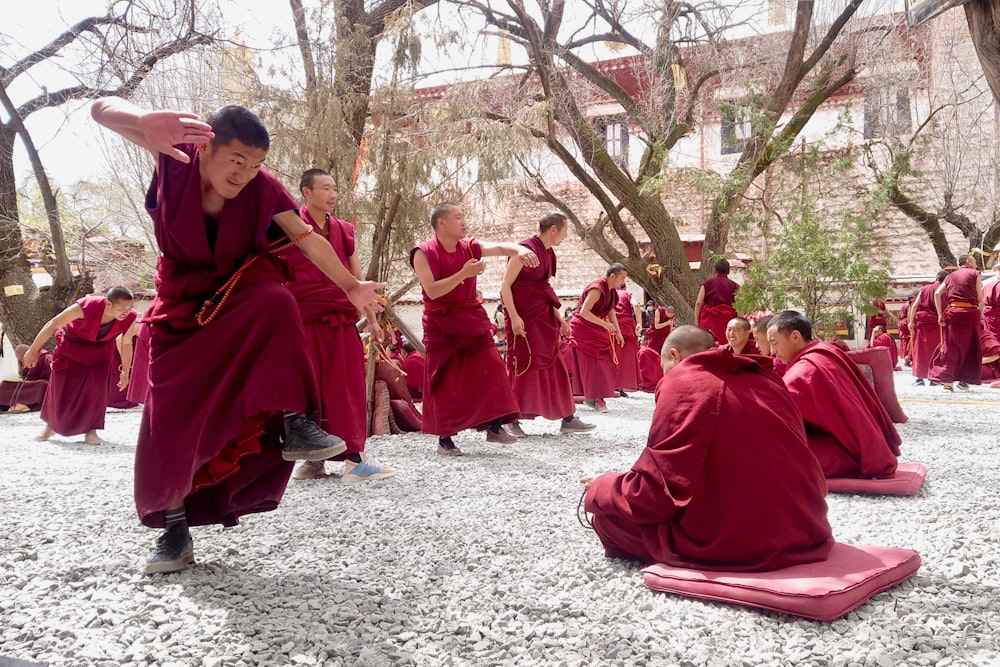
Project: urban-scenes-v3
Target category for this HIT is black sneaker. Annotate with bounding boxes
[281,413,347,461]
[144,523,194,575]
[912,378,925,386]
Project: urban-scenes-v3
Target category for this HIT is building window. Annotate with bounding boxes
[596,115,629,168]
[864,89,912,139]
[720,101,753,155]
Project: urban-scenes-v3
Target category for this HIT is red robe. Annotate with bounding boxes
[0,349,51,411]
[284,206,366,457]
[723,339,759,355]
[698,275,739,344]
[897,316,910,363]
[41,295,137,436]
[107,342,139,409]
[911,281,941,379]
[645,307,672,354]
[401,350,425,399]
[568,278,618,400]
[410,236,519,437]
[503,235,575,420]
[783,342,901,479]
[984,279,1000,339]
[637,345,663,392]
[928,267,982,385]
[125,321,151,405]
[135,144,315,528]
[981,328,1000,381]
[613,290,641,392]
[867,332,899,369]
[586,348,833,570]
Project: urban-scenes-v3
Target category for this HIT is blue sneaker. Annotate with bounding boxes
[341,460,397,484]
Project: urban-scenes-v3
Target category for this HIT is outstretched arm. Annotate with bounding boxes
[479,241,540,268]
[23,304,85,367]
[91,96,215,163]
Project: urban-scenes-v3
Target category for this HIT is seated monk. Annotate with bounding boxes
[751,315,785,376]
[580,326,833,571]
[767,310,901,479]
[637,344,662,392]
[401,341,425,399]
[0,345,52,413]
[981,328,1000,382]
[722,317,758,355]
[867,325,899,371]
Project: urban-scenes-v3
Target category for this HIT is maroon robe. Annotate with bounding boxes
[613,290,641,392]
[867,332,899,369]
[107,342,139,409]
[898,316,910,364]
[586,348,833,570]
[980,328,1000,381]
[637,345,663,392]
[402,350,425,399]
[783,342,901,479]
[984,279,1000,339]
[568,278,618,400]
[503,235,575,420]
[41,295,137,436]
[0,349,51,411]
[410,236,519,437]
[866,300,889,340]
[698,275,739,344]
[126,321,151,405]
[645,307,672,354]
[928,267,982,385]
[911,281,941,379]
[283,206,366,458]
[135,144,316,528]
[723,338,759,355]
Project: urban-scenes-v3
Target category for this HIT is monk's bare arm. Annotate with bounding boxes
[977,276,984,311]
[412,248,480,301]
[632,303,642,331]
[273,211,385,311]
[118,320,141,390]
[934,282,947,325]
[23,304,85,368]
[579,290,614,332]
[693,285,705,324]
[91,97,214,164]
[478,241,540,269]
[608,310,625,345]
[500,259,526,335]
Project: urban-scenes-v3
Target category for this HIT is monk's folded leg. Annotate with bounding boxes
[591,514,655,564]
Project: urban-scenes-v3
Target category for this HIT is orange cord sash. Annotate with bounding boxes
[511,332,531,377]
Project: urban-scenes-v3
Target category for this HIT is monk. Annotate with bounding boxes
[0,344,51,413]
[866,325,899,370]
[567,264,628,413]
[909,270,949,386]
[897,302,912,366]
[23,287,138,445]
[284,168,395,483]
[768,310,901,479]
[694,259,739,344]
[499,211,595,436]
[752,315,786,376]
[92,97,385,574]
[984,276,1000,339]
[410,202,537,456]
[722,317,759,355]
[929,254,983,391]
[645,304,675,354]
[613,287,642,395]
[401,341,425,400]
[108,320,142,409]
[980,328,1000,382]
[580,326,833,570]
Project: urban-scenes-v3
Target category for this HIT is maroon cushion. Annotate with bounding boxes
[390,399,422,432]
[376,360,413,402]
[846,348,908,424]
[642,542,921,621]
[826,461,927,496]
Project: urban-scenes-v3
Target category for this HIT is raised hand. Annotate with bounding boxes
[138,111,215,163]
[347,281,387,313]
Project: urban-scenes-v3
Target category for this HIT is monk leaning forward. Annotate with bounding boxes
[581,326,833,570]
[567,264,628,413]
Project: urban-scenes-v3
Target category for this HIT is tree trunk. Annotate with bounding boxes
[966,0,1000,107]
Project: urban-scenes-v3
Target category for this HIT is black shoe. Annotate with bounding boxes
[618,390,629,398]
[145,523,194,575]
[281,413,347,461]
[912,378,925,386]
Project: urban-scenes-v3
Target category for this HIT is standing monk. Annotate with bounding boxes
[929,255,983,391]
[568,264,628,413]
[0,345,52,413]
[285,168,395,483]
[694,259,739,344]
[92,98,384,574]
[499,212,595,436]
[909,270,949,386]
[23,287,138,445]
[581,326,833,570]
[410,202,538,456]
[644,304,675,354]
[613,287,642,396]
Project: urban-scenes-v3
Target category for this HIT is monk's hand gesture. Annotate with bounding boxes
[22,348,39,368]
[615,330,625,346]
[460,258,485,279]
[579,475,597,489]
[363,305,385,343]
[515,246,539,268]
[510,314,526,336]
[117,369,130,391]
[560,319,572,337]
[138,111,215,163]
[347,280,387,314]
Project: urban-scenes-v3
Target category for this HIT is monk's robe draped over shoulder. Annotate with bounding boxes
[135,144,316,528]
[911,281,941,379]
[928,267,983,385]
[41,294,137,435]
[282,206,366,456]
[0,349,51,410]
[410,236,519,437]
[613,290,641,392]
[698,275,739,344]
[504,235,574,420]
[586,348,833,571]
[783,342,901,479]
[568,278,618,400]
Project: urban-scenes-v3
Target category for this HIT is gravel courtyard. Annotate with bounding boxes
[1,373,998,667]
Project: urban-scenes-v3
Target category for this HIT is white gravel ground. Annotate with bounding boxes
[1,372,999,667]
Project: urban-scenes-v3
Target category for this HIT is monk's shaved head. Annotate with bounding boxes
[662,325,715,360]
[14,344,29,361]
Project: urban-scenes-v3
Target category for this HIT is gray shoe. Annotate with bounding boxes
[505,422,527,438]
[144,523,194,575]
[292,460,327,480]
[560,416,597,433]
[281,414,347,461]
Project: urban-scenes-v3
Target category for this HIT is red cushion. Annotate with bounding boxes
[376,360,413,402]
[846,348,908,423]
[641,542,921,621]
[826,461,927,496]
[390,399,422,432]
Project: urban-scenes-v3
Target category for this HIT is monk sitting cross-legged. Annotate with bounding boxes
[722,317,759,355]
[581,326,833,570]
[0,345,52,413]
[768,310,901,480]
